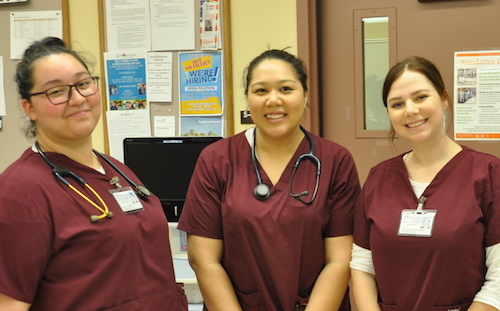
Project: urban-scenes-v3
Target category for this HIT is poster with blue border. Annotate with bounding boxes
[179,51,223,115]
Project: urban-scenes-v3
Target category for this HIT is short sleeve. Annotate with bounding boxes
[354,189,372,249]
[324,148,360,238]
[178,146,224,239]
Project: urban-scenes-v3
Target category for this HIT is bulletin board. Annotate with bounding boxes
[98,0,233,157]
[0,0,70,172]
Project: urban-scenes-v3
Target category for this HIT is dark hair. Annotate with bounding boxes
[243,48,308,96]
[15,37,91,139]
[382,56,451,140]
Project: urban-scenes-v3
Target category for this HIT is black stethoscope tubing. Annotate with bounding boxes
[35,141,151,203]
[252,126,321,204]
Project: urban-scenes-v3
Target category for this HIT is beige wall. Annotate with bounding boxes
[68,0,106,152]
[230,1,297,134]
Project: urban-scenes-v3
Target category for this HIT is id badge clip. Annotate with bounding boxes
[109,177,144,214]
[398,196,437,237]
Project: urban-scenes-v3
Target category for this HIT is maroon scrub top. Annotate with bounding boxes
[0,149,187,310]
[354,146,500,311]
[179,130,360,310]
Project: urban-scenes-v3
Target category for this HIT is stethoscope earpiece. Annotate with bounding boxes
[254,184,271,201]
[90,211,114,223]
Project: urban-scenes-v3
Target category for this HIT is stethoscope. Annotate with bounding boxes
[252,126,321,205]
[35,141,151,222]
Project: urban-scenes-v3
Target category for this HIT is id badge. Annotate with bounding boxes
[398,209,437,237]
[109,186,144,214]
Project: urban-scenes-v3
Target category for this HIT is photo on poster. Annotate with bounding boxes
[180,116,223,137]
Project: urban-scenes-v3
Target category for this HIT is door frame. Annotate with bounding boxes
[297,0,321,135]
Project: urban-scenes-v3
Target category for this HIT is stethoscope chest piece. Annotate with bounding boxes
[254,183,270,201]
[135,184,151,199]
[251,126,320,204]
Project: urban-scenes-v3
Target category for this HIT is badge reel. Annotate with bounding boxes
[398,196,437,238]
[109,176,144,214]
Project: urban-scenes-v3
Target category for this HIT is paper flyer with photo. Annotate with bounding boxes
[200,0,220,50]
[104,51,151,161]
[104,51,148,111]
[454,51,500,140]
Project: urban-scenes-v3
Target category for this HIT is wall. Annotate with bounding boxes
[0,1,298,172]
[0,0,63,172]
[319,0,500,183]
[68,0,105,153]
[230,1,298,134]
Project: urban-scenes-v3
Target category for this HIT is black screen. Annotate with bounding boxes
[123,136,222,220]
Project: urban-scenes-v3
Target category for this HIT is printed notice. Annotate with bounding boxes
[147,52,173,102]
[10,11,63,59]
[454,51,500,140]
[105,0,151,51]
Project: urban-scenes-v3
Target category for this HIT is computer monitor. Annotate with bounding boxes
[123,136,222,221]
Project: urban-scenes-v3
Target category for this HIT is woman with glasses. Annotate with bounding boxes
[178,49,360,310]
[0,37,187,310]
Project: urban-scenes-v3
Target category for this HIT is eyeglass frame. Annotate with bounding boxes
[26,76,100,105]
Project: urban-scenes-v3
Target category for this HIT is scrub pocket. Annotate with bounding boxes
[431,302,471,311]
[235,290,265,311]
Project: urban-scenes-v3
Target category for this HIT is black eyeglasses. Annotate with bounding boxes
[27,76,100,105]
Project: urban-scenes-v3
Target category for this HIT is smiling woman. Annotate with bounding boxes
[351,56,500,311]
[385,70,449,145]
[178,49,361,311]
[0,37,188,311]
[21,53,103,149]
